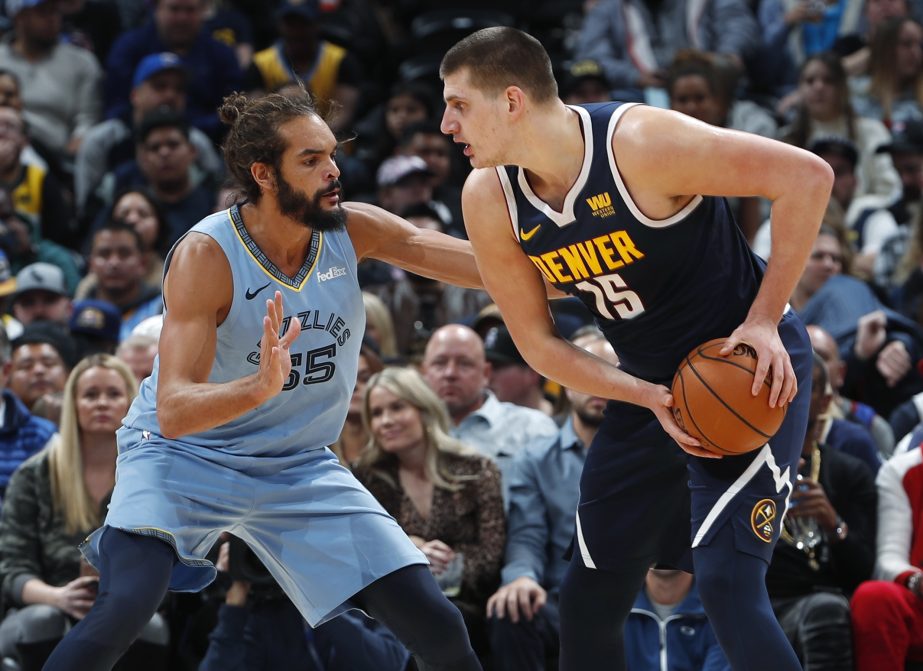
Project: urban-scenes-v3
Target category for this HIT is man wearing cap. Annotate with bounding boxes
[0,0,102,161]
[377,155,454,231]
[75,51,223,217]
[9,262,72,329]
[69,298,122,359]
[104,0,242,141]
[560,59,612,105]
[484,325,554,416]
[247,0,362,133]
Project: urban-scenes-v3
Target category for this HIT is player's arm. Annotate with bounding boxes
[462,169,706,455]
[613,105,834,405]
[344,201,483,289]
[155,234,299,439]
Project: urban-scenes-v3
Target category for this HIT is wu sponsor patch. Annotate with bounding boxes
[750,499,776,543]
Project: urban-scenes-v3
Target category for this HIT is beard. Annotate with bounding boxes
[275,169,346,232]
[574,403,605,428]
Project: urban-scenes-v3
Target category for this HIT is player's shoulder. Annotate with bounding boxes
[461,168,505,214]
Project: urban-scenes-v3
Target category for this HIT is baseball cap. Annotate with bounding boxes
[5,0,50,19]
[276,0,319,21]
[13,262,68,300]
[561,59,608,96]
[376,155,433,188]
[877,119,923,155]
[132,52,186,89]
[0,249,16,297]
[483,325,526,367]
[808,135,859,167]
[69,299,121,343]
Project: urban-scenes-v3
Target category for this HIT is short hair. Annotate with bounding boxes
[93,219,145,254]
[440,27,558,103]
[218,90,320,203]
[135,106,190,145]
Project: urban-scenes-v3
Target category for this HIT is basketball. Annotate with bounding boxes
[671,339,787,456]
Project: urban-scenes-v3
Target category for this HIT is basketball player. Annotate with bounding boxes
[439,28,833,671]
[43,92,483,671]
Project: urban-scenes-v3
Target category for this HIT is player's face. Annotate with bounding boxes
[441,69,509,168]
[273,116,345,232]
[422,330,490,419]
[75,367,131,436]
[368,386,426,455]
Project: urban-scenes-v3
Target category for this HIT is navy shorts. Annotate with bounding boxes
[573,310,812,571]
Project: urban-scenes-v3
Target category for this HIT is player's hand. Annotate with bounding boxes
[256,291,301,398]
[720,317,794,407]
[420,539,454,574]
[644,384,718,458]
[54,576,99,620]
[486,577,547,623]
[876,340,911,387]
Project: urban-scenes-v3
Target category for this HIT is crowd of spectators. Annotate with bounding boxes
[0,0,919,668]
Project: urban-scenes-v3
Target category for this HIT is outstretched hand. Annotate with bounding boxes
[257,291,301,398]
[720,316,794,407]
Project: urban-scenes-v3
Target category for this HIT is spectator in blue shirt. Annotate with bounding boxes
[486,328,616,670]
[626,569,730,671]
[103,0,242,142]
[0,325,56,504]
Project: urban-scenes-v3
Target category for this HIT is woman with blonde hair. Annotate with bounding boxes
[363,291,399,360]
[0,355,168,671]
[330,340,384,466]
[354,366,504,660]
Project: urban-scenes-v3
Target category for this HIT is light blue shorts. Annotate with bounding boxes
[81,426,426,626]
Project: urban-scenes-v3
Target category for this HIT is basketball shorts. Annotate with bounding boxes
[573,309,812,571]
[80,427,426,626]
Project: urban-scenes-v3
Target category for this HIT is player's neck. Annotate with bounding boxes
[241,201,316,275]
[519,105,586,203]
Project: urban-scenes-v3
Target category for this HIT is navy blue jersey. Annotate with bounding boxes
[498,102,765,382]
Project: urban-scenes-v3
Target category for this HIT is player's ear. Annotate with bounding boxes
[506,86,526,117]
[250,162,275,192]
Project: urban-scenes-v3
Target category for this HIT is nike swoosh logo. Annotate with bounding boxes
[520,224,541,241]
[245,282,272,300]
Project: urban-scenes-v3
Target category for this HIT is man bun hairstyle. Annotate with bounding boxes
[219,90,319,203]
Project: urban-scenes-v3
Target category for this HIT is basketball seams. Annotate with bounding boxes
[674,363,738,455]
[685,358,775,441]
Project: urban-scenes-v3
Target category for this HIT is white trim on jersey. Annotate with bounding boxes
[495,167,520,241]
[692,443,783,547]
[515,106,595,228]
[605,103,704,229]
[575,509,597,569]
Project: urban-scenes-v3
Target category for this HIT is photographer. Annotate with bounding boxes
[199,536,411,671]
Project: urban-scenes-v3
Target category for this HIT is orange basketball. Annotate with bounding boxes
[670,339,787,456]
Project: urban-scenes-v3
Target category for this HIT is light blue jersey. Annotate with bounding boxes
[125,204,364,460]
[83,205,425,626]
